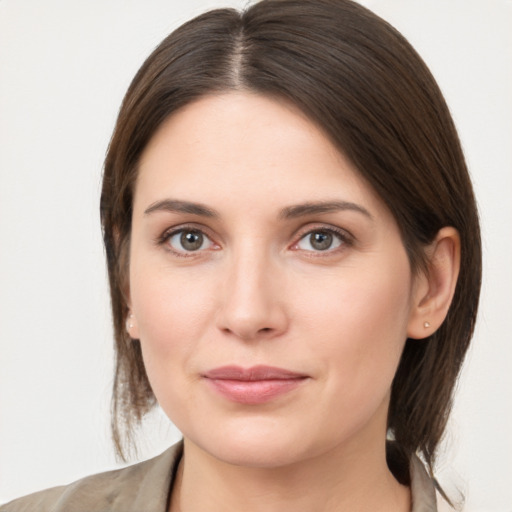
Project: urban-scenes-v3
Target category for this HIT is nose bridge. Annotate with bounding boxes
[217,239,287,340]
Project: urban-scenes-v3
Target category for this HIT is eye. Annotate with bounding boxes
[166,229,215,253]
[295,229,345,252]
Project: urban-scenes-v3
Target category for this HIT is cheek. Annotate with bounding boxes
[297,262,411,337]
[296,259,412,396]
[130,266,215,366]
[129,268,218,420]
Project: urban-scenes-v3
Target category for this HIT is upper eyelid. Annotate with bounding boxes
[293,223,354,241]
[159,223,216,241]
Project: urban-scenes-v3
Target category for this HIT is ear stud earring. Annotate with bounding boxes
[126,313,134,333]
[423,321,431,329]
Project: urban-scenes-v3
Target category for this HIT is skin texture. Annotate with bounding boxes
[127,92,460,512]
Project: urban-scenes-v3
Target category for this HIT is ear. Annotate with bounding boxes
[407,227,461,340]
[115,229,140,339]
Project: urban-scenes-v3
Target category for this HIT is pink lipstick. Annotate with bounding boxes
[202,365,308,404]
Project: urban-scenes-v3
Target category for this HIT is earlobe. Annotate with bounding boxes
[125,310,140,339]
[407,227,461,340]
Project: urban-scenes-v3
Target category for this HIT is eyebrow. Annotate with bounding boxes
[144,199,219,217]
[144,198,372,220]
[279,201,373,220]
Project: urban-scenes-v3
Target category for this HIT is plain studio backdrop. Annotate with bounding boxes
[0,1,510,510]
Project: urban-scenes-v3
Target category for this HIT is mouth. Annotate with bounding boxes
[202,365,309,405]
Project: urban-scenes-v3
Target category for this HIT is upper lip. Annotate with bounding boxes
[203,365,307,381]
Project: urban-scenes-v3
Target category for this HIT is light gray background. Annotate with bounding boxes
[1,1,511,510]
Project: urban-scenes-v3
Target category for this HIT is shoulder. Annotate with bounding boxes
[410,455,438,512]
[0,442,183,512]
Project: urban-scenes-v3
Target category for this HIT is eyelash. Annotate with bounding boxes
[156,224,354,258]
[291,225,354,256]
[156,225,219,258]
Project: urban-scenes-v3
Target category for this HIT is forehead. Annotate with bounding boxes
[134,92,388,220]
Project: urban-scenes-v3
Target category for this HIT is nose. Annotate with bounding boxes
[216,247,289,341]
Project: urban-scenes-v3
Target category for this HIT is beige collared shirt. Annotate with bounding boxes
[1,441,440,511]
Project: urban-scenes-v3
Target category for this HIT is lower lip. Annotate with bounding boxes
[205,378,306,404]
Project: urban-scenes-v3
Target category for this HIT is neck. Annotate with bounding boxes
[169,435,410,512]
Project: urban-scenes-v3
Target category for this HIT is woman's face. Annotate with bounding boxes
[129,92,420,467]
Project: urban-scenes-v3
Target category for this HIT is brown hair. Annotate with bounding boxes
[100,0,481,485]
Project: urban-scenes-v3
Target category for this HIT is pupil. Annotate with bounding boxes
[311,232,332,250]
[181,231,203,251]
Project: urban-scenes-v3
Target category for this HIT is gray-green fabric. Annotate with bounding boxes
[1,441,437,511]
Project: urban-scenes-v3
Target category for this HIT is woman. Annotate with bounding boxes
[1,0,481,510]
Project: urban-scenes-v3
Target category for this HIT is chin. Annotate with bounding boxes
[186,420,315,469]
[185,421,334,469]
